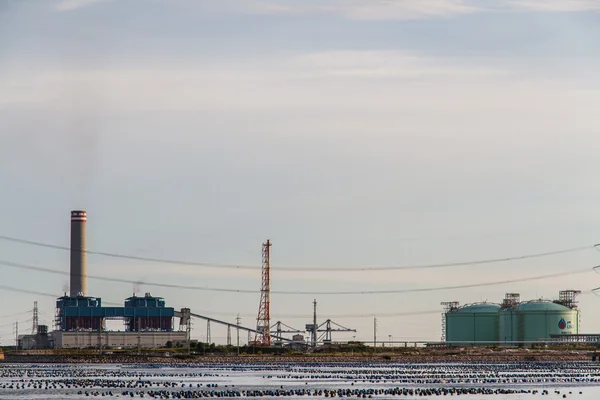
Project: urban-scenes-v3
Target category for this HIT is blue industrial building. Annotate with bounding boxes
[56,292,175,332]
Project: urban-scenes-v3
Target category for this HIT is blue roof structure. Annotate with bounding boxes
[56,293,175,331]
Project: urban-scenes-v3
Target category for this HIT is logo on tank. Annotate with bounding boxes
[558,318,567,330]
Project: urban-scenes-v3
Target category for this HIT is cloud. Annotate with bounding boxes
[56,0,111,11]
[247,1,316,14]
[506,0,600,12]
[245,0,600,20]
[287,50,509,79]
[246,0,479,20]
[0,51,513,112]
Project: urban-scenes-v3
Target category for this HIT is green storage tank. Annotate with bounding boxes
[514,301,579,344]
[498,307,516,343]
[445,303,500,346]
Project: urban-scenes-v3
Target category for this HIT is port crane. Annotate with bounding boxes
[270,321,304,346]
[317,319,356,345]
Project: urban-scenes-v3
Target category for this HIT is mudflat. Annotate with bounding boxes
[2,347,593,364]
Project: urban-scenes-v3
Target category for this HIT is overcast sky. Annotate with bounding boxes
[1,0,600,344]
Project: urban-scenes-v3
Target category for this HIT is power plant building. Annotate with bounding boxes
[443,291,580,346]
[51,210,187,349]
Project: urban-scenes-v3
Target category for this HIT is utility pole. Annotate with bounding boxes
[373,316,377,353]
[186,319,192,355]
[179,308,192,355]
[98,322,102,355]
[312,299,318,348]
[227,325,231,346]
[236,314,241,356]
[14,321,18,350]
[137,317,141,355]
[206,320,211,345]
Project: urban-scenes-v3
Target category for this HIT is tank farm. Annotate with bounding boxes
[443,291,581,345]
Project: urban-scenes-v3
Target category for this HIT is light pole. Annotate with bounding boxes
[236,314,240,356]
[389,335,392,347]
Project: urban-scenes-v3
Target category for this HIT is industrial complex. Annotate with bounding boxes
[11,210,590,350]
[15,210,346,350]
[442,291,581,345]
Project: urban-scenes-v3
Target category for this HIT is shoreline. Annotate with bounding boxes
[1,349,594,364]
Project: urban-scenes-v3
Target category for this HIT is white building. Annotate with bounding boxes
[52,331,188,349]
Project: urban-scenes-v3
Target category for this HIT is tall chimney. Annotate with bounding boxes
[70,210,87,297]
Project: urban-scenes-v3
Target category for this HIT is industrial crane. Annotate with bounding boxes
[270,321,304,346]
[317,319,356,345]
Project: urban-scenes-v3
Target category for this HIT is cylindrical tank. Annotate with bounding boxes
[70,210,87,297]
[445,303,500,346]
[513,301,578,344]
[498,307,515,343]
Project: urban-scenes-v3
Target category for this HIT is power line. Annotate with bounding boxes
[0,234,595,272]
[0,321,26,329]
[0,235,257,270]
[0,285,452,320]
[0,284,121,305]
[0,278,592,320]
[356,245,596,272]
[0,311,31,319]
[0,283,439,319]
[0,259,593,295]
[0,285,59,298]
[311,269,593,295]
[265,310,444,319]
[0,260,256,293]
[182,308,444,319]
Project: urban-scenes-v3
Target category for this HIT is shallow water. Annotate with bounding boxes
[1,362,599,399]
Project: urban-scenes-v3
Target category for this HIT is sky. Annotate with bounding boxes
[1,0,600,345]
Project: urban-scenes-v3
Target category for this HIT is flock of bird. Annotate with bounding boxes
[0,361,595,398]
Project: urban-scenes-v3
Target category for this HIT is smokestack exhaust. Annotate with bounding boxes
[70,210,87,297]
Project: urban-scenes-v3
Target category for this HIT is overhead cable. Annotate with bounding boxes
[0,284,121,305]
[0,235,256,269]
[0,284,440,319]
[0,234,595,272]
[0,285,59,298]
[176,309,442,319]
[0,259,592,295]
[0,310,31,319]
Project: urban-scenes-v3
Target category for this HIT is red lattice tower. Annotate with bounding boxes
[255,239,272,346]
